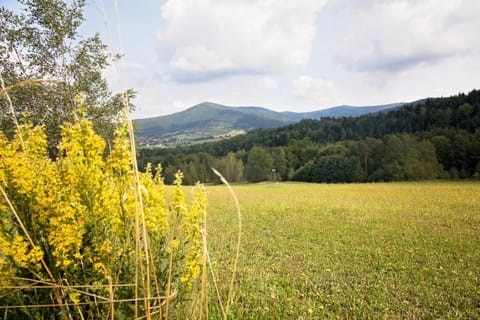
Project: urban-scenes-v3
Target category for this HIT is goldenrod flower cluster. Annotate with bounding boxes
[170,172,206,289]
[0,108,206,318]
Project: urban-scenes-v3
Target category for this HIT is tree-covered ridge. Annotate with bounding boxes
[134,102,295,147]
[134,101,404,147]
[138,89,480,184]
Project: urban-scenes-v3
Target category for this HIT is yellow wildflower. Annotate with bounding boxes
[69,292,81,304]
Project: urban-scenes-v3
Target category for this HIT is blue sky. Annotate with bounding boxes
[8,0,480,119]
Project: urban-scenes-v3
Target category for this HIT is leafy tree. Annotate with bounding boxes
[293,155,360,183]
[163,164,177,185]
[245,146,274,182]
[381,135,406,181]
[0,0,134,155]
[403,140,439,180]
[474,161,480,179]
[430,133,454,171]
[284,137,318,171]
[350,137,384,180]
[216,152,244,182]
[379,135,440,181]
[182,155,200,185]
[272,147,287,181]
[137,90,480,183]
[197,152,218,183]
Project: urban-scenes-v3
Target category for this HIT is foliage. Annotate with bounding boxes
[138,90,480,183]
[216,152,244,183]
[245,146,274,183]
[293,154,361,183]
[0,0,134,155]
[134,101,404,147]
[0,110,206,319]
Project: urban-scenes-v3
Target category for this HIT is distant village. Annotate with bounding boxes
[137,129,245,147]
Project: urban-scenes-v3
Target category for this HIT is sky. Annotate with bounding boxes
[8,0,480,119]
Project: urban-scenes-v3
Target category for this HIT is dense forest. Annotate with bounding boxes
[137,90,480,184]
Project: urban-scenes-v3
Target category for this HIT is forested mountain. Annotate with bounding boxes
[137,90,480,184]
[281,102,405,120]
[135,102,294,146]
[134,101,403,146]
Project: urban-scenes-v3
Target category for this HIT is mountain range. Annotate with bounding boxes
[134,101,407,147]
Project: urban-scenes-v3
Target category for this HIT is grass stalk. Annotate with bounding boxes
[0,73,23,146]
[108,1,157,317]
[0,78,62,98]
[165,246,174,320]
[199,197,209,320]
[212,168,242,320]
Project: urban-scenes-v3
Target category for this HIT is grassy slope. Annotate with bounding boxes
[134,102,406,143]
[203,182,480,319]
[135,102,294,138]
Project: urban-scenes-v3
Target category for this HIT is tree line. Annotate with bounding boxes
[3,2,478,185]
[138,89,480,184]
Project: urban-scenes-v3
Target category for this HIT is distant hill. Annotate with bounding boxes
[137,89,480,184]
[135,102,294,146]
[134,101,405,146]
[285,102,405,120]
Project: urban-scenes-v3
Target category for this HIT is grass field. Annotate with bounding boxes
[202,181,480,319]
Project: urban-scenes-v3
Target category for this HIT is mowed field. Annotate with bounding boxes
[203,181,480,319]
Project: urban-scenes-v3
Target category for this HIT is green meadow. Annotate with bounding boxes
[203,182,480,319]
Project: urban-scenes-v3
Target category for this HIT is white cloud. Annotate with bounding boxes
[335,0,480,74]
[292,75,340,107]
[172,100,186,110]
[156,0,326,82]
[85,0,480,118]
[258,77,279,91]
[292,75,314,97]
[169,45,238,81]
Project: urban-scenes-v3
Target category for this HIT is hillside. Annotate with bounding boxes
[134,101,403,146]
[137,89,480,184]
[134,102,294,146]
[281,102,405,120]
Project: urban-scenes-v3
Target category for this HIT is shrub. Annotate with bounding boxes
[0,105,206,319]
